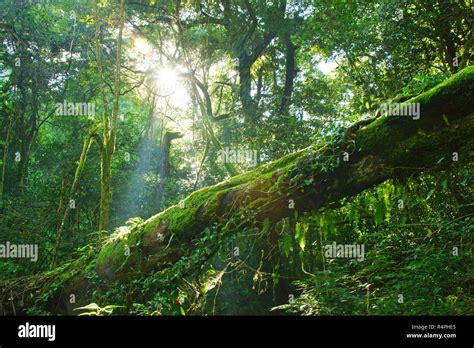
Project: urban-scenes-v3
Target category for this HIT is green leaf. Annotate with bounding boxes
[103,305,125,310]
[441,178,448,190]
[442,114,450,126]
[262,218,270,235]
[295,222,308,251]
[399,214,407,225]
[425,189,435,200]
[281,234,293,258]
[272,272,280,285]
[374,201,384,226]
[74,303,100,311]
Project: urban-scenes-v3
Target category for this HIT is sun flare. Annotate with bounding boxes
[154,67,189,109]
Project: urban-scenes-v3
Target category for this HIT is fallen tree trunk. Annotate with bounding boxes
[1,66,474,315]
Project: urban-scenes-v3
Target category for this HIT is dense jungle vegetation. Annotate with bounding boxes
[0,0,473,316]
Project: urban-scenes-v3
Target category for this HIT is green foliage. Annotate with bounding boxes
[274,165,474,315]
[74,303,124,316]
[289,127,355,189]
[0,260,29,280]
[0,0,472,317]
[394,73,450,102]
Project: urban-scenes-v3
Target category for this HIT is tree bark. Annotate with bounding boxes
[279,33,296,115]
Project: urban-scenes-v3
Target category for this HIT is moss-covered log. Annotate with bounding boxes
[1,66,474,315]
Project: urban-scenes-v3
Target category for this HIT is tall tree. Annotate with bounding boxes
[93,0,126,231]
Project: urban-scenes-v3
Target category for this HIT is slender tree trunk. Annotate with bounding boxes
[190,82,237,176]
[144,94,157,168]
[94,0,126,232]
[99,150,112,231]
[279,34,296,115]
[256,66,264,105]
[156,131,182,211]
[0,114,14,209]
[459,29,473,69]
[51,134,94,268]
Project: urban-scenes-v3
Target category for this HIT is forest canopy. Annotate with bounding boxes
[0,0,473,317]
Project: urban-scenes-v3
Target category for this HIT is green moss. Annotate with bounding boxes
[162,189,216,236]
[409,65,474,106]
[269,172,289,193]
[247,197,271,212]
[94,143,310,275]
[200,188,231,221]
[355,65,474,161]
[95,239,127,270]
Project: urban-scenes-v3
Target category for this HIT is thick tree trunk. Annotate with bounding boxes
[239,60,254,120]
[1,66,473,315]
